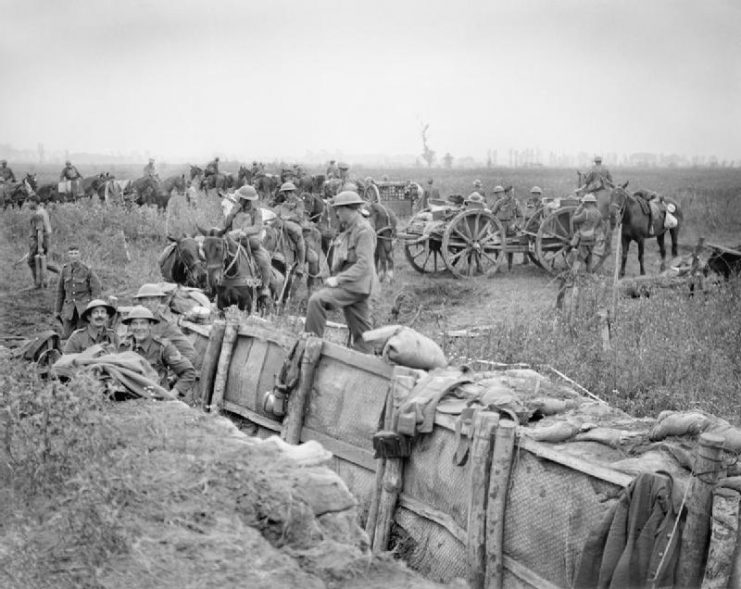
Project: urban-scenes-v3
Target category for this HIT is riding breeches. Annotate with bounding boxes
[243,237,273,288]
[283,221,306,265]
[304,286,372,352]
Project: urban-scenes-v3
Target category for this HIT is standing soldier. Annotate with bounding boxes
[487,184,505,209]
[223,185,273,298]
[27,196,52,288]
[472,179,486,203]
[304,190,376,352]
[132,283,198,367]
[63,298,119,354]
[274,182,307,275]
[55,245,102,338]
[521,186,545,266]
[570,193,603,275]
[119,306,196,397]
[490,186,524,271]
[59,160,83,199]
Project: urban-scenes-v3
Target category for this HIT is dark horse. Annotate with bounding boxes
[610,184,683,277]
[159,236,207,289]
[366,200,397,283]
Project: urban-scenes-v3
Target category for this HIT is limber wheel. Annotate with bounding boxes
[535,207,577,274]
[441,210,506,278]
[403,238,446,274]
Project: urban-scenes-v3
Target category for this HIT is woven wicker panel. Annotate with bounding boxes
[394,507,467,583]
[503,449,621,588]
[332,460,376,521]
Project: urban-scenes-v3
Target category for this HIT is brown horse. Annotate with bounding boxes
[366,200,397,282]
[610,184,683,277]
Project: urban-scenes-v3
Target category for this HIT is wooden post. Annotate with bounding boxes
[485,419,517,589]
[676,432,727,587]
[210,320,239,413]
[372,372,416,553]
[466,411,500,589]
[199,319,226,410]
[597,308,611,352]
[611,220,622,320]
[281,337,323,444]
[366,386,394,546]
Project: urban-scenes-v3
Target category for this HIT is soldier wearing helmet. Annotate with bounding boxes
[570,193,603,274]
[490,186,524,271]
[133,283,198,366]
[63,298,119,354]
[223,185,273,297]
[305,190,376,352]
[326,159,340,179]
[472,179,486,202]
[337,162,351,184]
[464,192,487,210]
[578,155,613,195]
[119,305,196,397]
[274,181,308,275]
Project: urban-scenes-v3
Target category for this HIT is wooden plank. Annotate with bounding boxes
[320,340,395,379]
[227,338,269,407]
[236,322,296,348]
[706,242,741,257]
[397,493,467,545]
[517,436,633,488]
[299,427,376,471]
[222,401,282,432]
[198,320,226,410]
[282,337,323,444]
[502,555,562,589]
[179,320,212,339]
[211,322,238,411]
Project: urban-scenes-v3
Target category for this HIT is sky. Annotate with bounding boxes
[1,0,740,163]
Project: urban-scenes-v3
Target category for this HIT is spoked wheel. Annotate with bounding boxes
[403,238,446,274]
[523,211,545,267]
[441,210,506,278]
[535,207,577,274]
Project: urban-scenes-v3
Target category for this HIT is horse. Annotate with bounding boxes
[159,236,207,289]
[3,173,38,208]
[253,173,279,201]
[130,176,171,209]
[161,174,186,196]
[366,200,397,282]
[609,184,683,277]
[236,166,252,188]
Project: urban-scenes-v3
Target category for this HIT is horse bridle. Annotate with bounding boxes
[176,241,205,287]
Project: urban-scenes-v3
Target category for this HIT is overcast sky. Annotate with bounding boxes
[1,0,739,162]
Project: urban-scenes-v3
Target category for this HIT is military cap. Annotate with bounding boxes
[279,181,297,192]
[236,185,258,200]
[134,283,166,299]
[122,305,160,324]
[492,185,505,194]
[530,186,543,194]
[81,298,117,321]
[331,191,365,207]
[582,194,598,203]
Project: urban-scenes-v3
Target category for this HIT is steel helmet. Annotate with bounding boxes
[81,298,116,321]
[122,305,160,324]
[364,176,374,184]
[0,160,6,164]
[331,190,365,207]
[594,155,602,163]
[582,194,598,203]
[493,185,505,194]
[530,186,543,194]
[338,162,349,170]
[279,181,297,193]
[465,192,485,204]
[473,179,482,188]
[134,283,166,299]
[65,160,71,165]
[236,185,258,200]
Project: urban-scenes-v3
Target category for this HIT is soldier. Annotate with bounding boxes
[133,283,198,366]
[491,187,524,271]
[27,196,52,287]
[55,244,102,338]
[224,185,273,297]
[250,160,261,177]
[521,186,546,266]
[571,193,603,274]
[274,182,307,274]
[472,179,486,202]
[143,158,159,180]
[337,162,351,185]
[0,159,16,183]
[326,159,340,179]
[487,184,505,209]
[63,298,118,354]
[205,157,220,178]
[59,160,82,181]
[422,178,440,209]
[119,306,196,397]
[305,190,376,352]
[579,155,613,194]
[464,192,487,210]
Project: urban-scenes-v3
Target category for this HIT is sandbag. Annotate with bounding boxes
[363,324,446,370]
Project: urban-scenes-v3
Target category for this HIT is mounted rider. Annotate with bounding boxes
[570,193,603,274]
[59,160,83,199]
[578,155,613,194]
[326,160,340,179]
[0,159,16,183]
[223,185,273,297]
[143,158,160,182]
[273,181,308,276]
[205,157,220,178]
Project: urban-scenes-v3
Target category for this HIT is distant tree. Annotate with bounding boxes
[420,123,436,168]
[443,153,454,168]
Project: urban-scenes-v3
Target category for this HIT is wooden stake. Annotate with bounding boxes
[485,419,517,589]
[366,386,395,546]
[676,433,727,587]
[611,220,622,320]
[465,411,500,589]
[199,319,226,410]
[210,321,239,412]
[281,336,323,444]
[372,373,416,553]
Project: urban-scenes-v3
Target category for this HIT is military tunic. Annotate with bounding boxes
[64,325,119,354]
[119,335,196,395]
[151,307,198,367]
[491,195,523,235]
[582,164,613,193]
[0,165,15,182]
[55,262,102,336]
[572,205,603,262]
[60,165,82,180]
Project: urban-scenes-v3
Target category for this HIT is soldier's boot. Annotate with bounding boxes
[507,253,514,272]
[294,238,307,277]
[253,247,273,297]
[29,266,38,288]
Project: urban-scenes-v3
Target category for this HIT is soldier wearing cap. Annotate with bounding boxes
[223,184,273,296]
[490,186,524,271]
[0,159,15,183]
[579,155,613,194]
[63,299,118,354]
[119,306,196,396]
[326,160,340,179]
[571,193,603,274]
[133,283,198,366]
[305,190,376,352]
[274,181,307,274]
[55,244,102,337]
